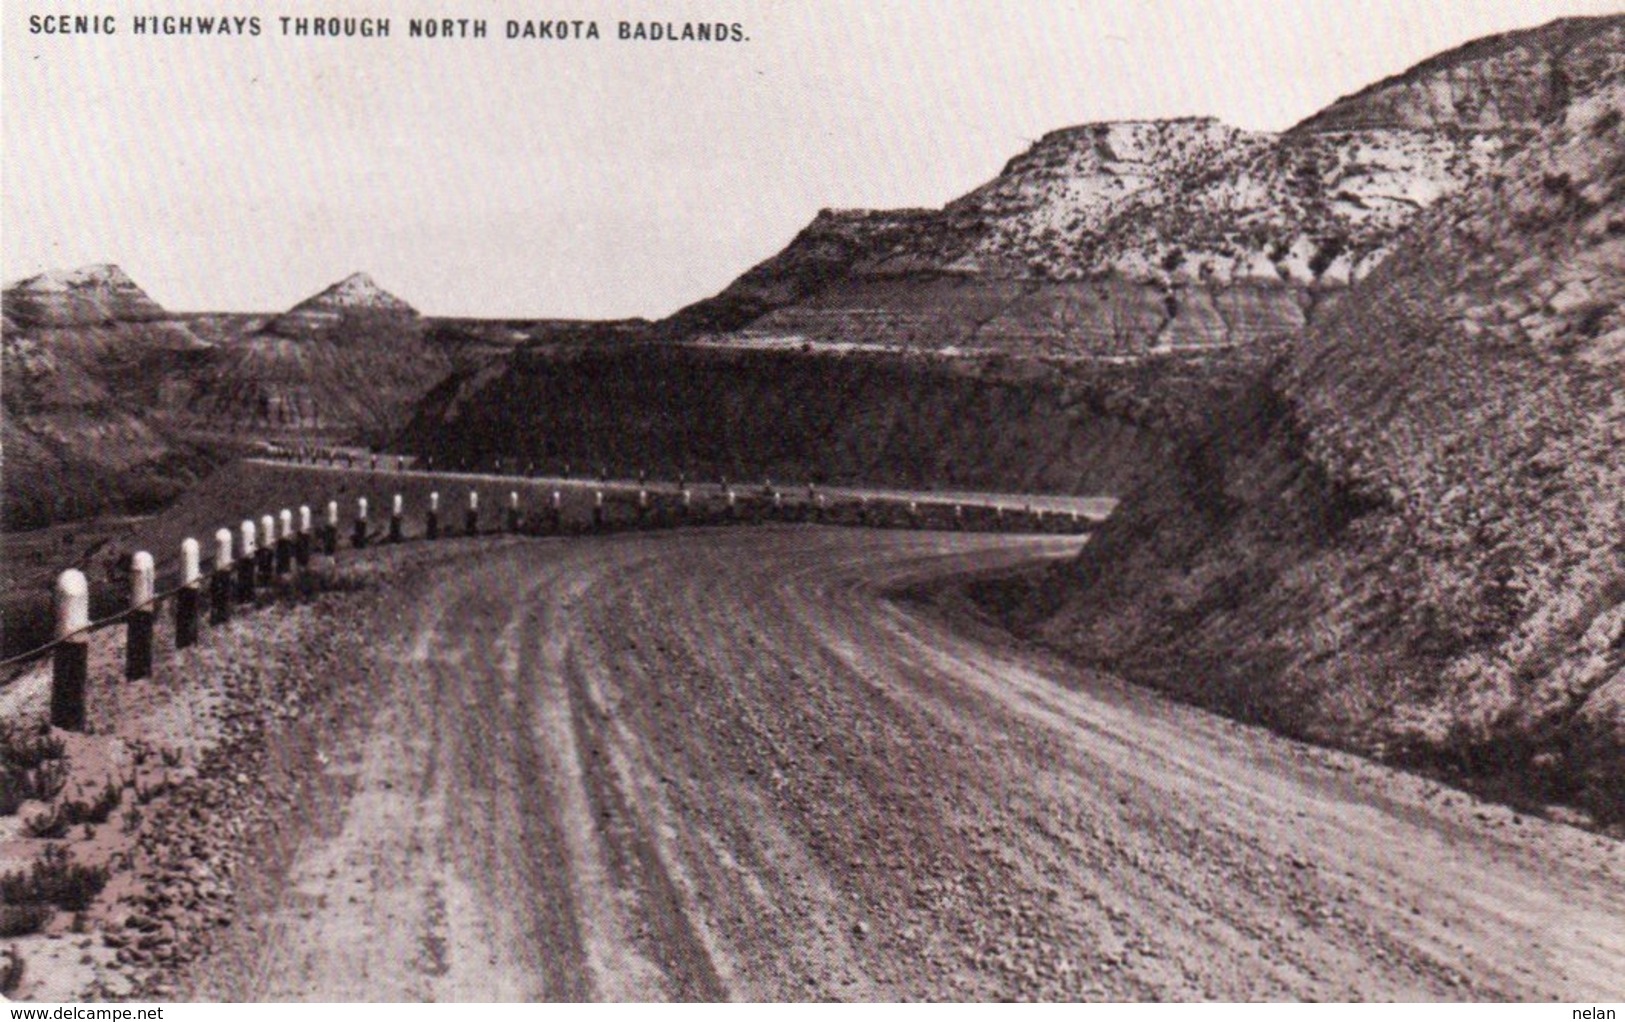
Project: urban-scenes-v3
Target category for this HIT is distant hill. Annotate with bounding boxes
[2,263,174,328]
[267,272,419,337]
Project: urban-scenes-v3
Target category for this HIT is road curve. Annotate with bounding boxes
[183,527,1623,1000]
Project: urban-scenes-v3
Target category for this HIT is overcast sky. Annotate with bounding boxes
[4,0,1619,317]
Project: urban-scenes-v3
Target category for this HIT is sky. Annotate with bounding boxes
[3,0,1620,318]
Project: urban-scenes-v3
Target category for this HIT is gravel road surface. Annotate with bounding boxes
[175,526,1623,1000]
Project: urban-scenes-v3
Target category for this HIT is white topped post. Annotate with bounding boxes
[276,509,294,574]
[390,493,404,543]
[127,551,156,680]
[354,496,370,549]
[51,569,91,730]
[296,505,313,567]
[177,537,202,647]
[257,514,276,583]
[211,527,234,624]
[323,500,340,556]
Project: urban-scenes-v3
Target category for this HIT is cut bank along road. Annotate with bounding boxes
[184,527,1624,1000]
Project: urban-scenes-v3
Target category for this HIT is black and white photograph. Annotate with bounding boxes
[1,0,1622,1003]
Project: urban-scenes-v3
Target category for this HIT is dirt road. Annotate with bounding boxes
[181,527,1623,1000]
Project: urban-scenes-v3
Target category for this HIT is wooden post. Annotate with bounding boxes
[256,515,276,585]
[126,551,155,681]
[296,506,313,568]
[680,486,692,522]
[51,570,90,731]
[211,528,233,625]
[815,493,827,522]
[725,486,737,522]
[324,501,340,556]
[636,488,649,527]
[427,491,440,539]
[466,490,480,536]
[237,520,258,603]
[390,493,404,543]
[549,489,562,533]
[354,497,370,549]
[176,538,201,649]
[507,491,520,533]
[276,510,293,575]
[592,489,605,532]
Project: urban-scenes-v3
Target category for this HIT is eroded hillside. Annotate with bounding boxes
[1038,81,1625,821]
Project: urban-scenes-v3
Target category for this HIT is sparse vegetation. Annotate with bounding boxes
[23,778,124,838]
[0,905,53,939]
[0,844,110,913]
[0,722,65,771]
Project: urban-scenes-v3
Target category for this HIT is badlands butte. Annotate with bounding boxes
[4,9,1623,858]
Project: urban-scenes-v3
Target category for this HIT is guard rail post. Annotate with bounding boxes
[390,494,404,543]
[296,506,313,567]
[427,491,441,540]
[256,515,275,585]
[237,520,258,603]
[210,528,233,625]
[276,510,294,576]
[51,570,90,731]
[176,538,201,649]
[126,551,155,681]
[354,497,370,549]
[508,491,521,533]
[466,490,480,536]
[324,501,340,556]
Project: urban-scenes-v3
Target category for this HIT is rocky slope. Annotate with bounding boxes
[1,271,221,528]
[666,15,1623,359]
[1294,15,1625,134]
[1038,81,1625,821]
